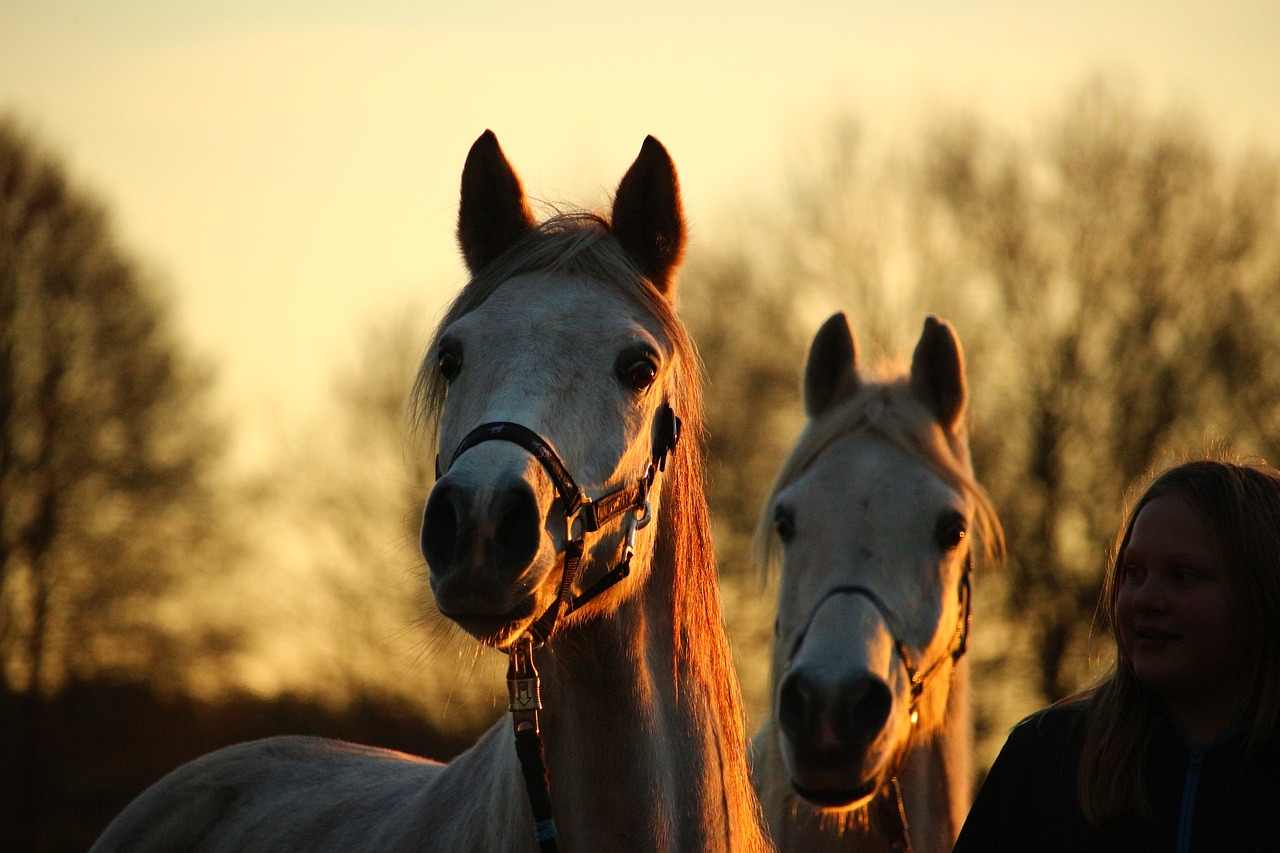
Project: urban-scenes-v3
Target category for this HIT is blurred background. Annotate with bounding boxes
[3,2,1279,849]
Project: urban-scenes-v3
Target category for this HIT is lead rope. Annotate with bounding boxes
[508,635,559,852]
[874,776,914,853]
[439,405,679,851]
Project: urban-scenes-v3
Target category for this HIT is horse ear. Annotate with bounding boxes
[457,130,536,273]
[910,315,967,433]
[804,312,861,418]
[611,136,686,295]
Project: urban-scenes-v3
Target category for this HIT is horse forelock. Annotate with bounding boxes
[755,370,1004,578]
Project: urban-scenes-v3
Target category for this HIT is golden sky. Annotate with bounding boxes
[3,1,1278,464]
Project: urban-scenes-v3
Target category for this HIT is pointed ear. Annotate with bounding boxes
[611,136,686,295]
[457,130,536,273]
[910,315,967,433]
[804,312,861,418]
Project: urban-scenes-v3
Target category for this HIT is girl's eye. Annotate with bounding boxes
[1121,563,1145,583]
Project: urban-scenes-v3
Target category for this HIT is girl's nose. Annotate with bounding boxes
[1131,576,1167,612]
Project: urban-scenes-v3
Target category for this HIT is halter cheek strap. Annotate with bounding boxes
[436,403,681,643]
[785,555,973,853]
[435,404,679,852]
[787,556,972,723]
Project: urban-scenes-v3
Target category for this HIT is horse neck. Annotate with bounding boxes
[895,655,971,853]
[536,492,770,852]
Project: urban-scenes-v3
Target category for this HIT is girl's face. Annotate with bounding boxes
[1115,492,1244,739]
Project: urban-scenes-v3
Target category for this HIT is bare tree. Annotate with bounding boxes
[0,116,234,695]
[911,80,1280,704]
[246,307,502,730]
[0,115,236,850]
[679,78,1280,751]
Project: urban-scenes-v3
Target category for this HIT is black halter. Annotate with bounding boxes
[435,402,681,852]
[437,402,680,641]
[786,554,974,853]
[789,558,972,725]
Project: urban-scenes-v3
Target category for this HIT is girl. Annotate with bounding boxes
[954,457,1280,852]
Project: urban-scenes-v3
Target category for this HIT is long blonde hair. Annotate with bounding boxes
[1078,455,1280,822]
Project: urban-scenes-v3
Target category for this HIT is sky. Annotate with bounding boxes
[3,0,1279,465]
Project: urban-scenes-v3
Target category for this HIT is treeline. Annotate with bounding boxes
[3,75,1280,849]
[0,680,481,852]
[684,77,1280,758]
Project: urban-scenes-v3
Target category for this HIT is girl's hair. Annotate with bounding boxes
[1077,454,1280,823]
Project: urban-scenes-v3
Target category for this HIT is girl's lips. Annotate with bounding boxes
[1135,627,1180,640]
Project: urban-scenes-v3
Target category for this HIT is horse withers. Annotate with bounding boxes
[90,133,770,852]
[752,312,1002,853]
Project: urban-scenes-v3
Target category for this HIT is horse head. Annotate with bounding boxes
[763,312,997,814]
[417,131,690,649]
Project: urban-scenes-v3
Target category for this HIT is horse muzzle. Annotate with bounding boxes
[776,665,897,811]
[422,462,559,645]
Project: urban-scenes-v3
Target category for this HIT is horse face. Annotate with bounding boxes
[769,434,973,811]
[420,131,686,649]
[422,272,674,647]
[762,313,978,814]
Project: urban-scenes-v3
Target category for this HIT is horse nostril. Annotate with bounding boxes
[491,480,539,574]
[845,678,892,745]
[777,671,813,738]
[421,483,460,572]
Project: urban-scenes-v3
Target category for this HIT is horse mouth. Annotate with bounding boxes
[437,596,540,647]
[791,777,880,811]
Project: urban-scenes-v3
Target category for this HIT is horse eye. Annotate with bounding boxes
[774,505,796,544]
[438,348,462,382]
[616,349,659,392]
[936,512,967,552]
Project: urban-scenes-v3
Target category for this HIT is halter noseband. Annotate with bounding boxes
[785,554,973,853]
[787,556,973,725]
[433,402,681,853]
[436,402,680,643]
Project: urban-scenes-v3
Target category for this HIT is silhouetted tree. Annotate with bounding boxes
[680,78,1280,755]
[910,80,1280,705]
[245,308,502,730]
[0,116,236,691]
[682,249,809,577]
[0,115,236,849]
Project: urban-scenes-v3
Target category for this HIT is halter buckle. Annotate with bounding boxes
[507,636,543,732]
[622,501,652,556]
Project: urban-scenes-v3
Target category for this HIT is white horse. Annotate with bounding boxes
[751,313,1001,853]
[90,133,771,852]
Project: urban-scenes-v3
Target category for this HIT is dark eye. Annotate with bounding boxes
[774,504,796,544]
[438,344,462,382]
[616,346,659,392]
[936,511,967,552]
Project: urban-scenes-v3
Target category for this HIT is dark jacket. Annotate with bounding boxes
[953,702,1280,852]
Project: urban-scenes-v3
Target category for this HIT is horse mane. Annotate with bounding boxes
[755,365,1004,576]
[410,211,756,819]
